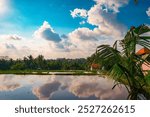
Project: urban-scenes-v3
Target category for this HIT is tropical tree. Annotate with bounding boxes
[92,25,150,99]
[35,55,47,69]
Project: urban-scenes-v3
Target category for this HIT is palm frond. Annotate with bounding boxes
[134,25,150,35]
[91,24,150,100]
[96,45,122,67]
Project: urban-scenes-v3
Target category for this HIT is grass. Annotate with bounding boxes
[0,70,98,75]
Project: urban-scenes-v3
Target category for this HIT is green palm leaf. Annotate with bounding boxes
[91,24,150,99]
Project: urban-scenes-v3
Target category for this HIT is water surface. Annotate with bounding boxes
[0,75,128,100]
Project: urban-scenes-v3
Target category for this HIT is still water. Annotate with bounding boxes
[0,75,128,100]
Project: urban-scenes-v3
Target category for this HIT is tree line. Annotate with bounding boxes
[0,55,88,70]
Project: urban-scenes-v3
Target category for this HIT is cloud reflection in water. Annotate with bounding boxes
[0,75,128,99]
[69,77,128,99]
[32,76,128,100]
[32,81,61,100]
[0,84,21,91]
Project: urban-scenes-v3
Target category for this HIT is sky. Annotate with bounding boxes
[0,0,150,59]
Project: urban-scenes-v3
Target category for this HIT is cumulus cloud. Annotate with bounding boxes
[67,0,128,57]
[5,43,16,49]
[33,21,70,53]
[0,34,22,40]
[68,28,98,41]
[93,0,128,13]
[32,0,129,58]
[70,8,88,18]
[79,21,86,25]
[34,21,61,42]
[0,38,37,59]
[146,7,150,17]
[87,0,127,28]
[0,0,129,59]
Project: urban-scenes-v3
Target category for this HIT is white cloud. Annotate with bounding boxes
[68,28,98,41]
[66,28,98,57]
[66,0,127,57]
[33,21,69,53]
[34,21,61,42]
[70,8,88,18]
[146,7,150,17]
[5,43,16,49]
[93,0,128,13]
[0,0,10,16]
[87,4,104,26]
[0,34,22,40]
[79,21,86,25]
[0,0,129,59]
[66,25,122,57]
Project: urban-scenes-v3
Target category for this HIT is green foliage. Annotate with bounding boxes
[0,55,87,71]
[11,62,26,70]
[91,25,150,100]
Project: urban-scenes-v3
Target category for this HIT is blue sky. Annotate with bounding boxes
[5,0,95,35]
[1,0,149,35]
[0,0,149,59]
[117,0,150,27]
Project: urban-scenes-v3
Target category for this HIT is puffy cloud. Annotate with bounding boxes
[146,7,150,17]
[67,0,127,57]
[0,34,69,59]
[70,8,88,18]
[93,0,128,13]
[70,8,87,26]
[79,21,86,25]
[87,1,127,29]
[5,43,16,49]
[68,28,98,41]
[0,34,22,40]
[32,81,61,100]
[65,28,98,57]
[34,21,61,42]
[87,4,104,26]
[0,0,129,59]
[29,0,127,58]
[0,0,10,16]
[0,38,37,59]
[33,21,71,54]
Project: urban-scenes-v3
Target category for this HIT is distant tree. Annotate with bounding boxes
[35,55,47,69]
[11,62,26,70]
[0,55,87,71]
